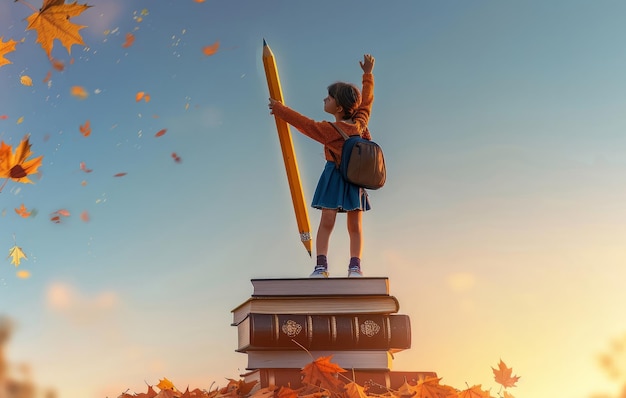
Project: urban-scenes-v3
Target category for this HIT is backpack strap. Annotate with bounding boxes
[328,121,359,168]
[328,121,351,141]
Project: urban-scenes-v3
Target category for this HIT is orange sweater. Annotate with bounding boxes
[271,73,374,165]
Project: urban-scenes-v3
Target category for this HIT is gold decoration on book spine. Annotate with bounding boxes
[281,319,302,337]
[360,320,381,337]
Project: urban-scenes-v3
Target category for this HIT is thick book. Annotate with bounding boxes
[236,313,411,352]
[241,368,438,393]
[250,277,390,296]
[231,295,400,326]
[245,350,394,370]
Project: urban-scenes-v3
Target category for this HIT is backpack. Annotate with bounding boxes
[329,122,386,190]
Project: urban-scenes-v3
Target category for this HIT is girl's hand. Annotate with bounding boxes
[360,54,375,74]
[268,97,281,114]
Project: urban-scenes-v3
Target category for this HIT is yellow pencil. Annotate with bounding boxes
[262,39,312,257]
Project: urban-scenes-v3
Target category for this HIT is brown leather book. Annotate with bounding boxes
[236,313,411,352]
[241,368,438,393]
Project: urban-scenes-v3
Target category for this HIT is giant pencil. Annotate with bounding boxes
[262,39,312,256]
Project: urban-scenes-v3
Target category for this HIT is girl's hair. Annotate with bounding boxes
[327,82,361,120]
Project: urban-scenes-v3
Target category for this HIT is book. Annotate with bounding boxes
[236,313,411,352]
[231,295,400,326]
[241,368,438,393]
[250,277,390,296]
[245,350,395,370]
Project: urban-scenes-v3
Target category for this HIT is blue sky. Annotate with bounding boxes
[2,1,626,397]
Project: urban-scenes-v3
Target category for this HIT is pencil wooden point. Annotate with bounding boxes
[263,41,313,258]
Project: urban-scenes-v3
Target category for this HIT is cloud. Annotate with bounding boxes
[45,282,119,326]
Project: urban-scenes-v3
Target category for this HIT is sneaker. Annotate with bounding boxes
[348,267,363,277]
[309,266,329,278]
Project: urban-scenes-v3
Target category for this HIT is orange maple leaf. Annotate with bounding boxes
[156,377,176,391]
[25,0,91,58]
[492,359,520,388]
[0,136,43,190]
[79,119,91,136]
[0,37,18,67]
[275,386,298,398]
[301,355,346,392]
[71,85,88,99]
[202,40,219,56]
[406,377,458,398]
[122,32,135,48]
[457,384,492,398]
[14,203,31,218]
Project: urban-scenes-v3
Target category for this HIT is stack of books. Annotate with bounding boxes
[231,277,436,390]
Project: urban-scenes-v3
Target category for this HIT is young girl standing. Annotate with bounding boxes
[269,54,375,278]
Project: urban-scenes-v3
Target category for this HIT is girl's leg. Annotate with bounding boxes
[316,208,338,256]
[347,210,363,258]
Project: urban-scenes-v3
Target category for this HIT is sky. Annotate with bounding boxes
[2,1,626,397]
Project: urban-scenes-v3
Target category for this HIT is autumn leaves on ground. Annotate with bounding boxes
[0,1,524,397]
[117,358,519,398]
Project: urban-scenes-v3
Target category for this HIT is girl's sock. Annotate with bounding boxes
[317,255,328,268]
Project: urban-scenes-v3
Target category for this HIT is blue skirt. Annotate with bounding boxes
[311,161,371,212]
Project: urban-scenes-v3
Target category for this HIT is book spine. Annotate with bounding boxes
[242,368,438,391]
[238,313,410,352]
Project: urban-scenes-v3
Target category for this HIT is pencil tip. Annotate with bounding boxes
[263,38,267,46]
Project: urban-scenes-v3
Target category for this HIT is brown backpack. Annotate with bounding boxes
[329,122,386,190]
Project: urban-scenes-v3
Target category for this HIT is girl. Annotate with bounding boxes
[269,54,375,278]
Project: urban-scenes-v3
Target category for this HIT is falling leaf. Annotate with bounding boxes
[25,0,91,58]
[0,37,17,67]
[135,91,150,102]
[79,120,91,137]
[14,204,31,218]
[50,215,61,224]
[43,71,52,83]
[16,270,31,279]
[171,153,181,163]
[194,0,206,3]
[50,57,65,71]
[155,129,167,137]
[492,359,520,388]
[503,391,516,398]
[20,75,33,86]
[16,116,24,124]
[0,115,8,120]
[71,85,88,99]
[122,32,135,48]
[80,210,90,222]
[8,245,27,266]
[113,172,127,177]
[55,209,70,217]
[0,135,44,187]
[79,161,92,173]
[202,40,220,56]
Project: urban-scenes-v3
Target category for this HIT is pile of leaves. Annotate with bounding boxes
[117,358,520,398]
